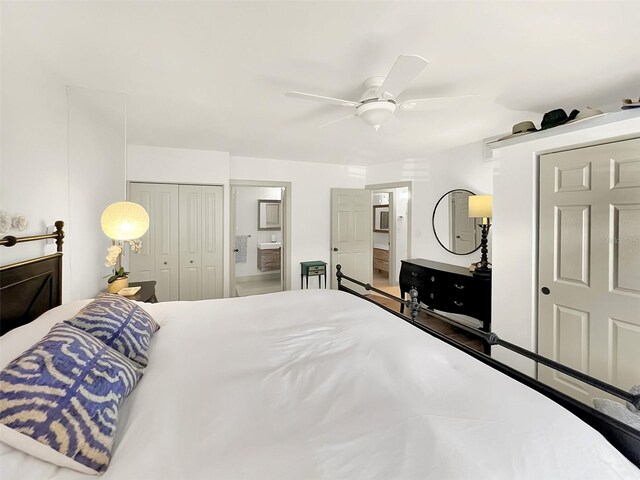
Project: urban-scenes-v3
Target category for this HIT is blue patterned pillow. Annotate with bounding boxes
[66,293,160,368]
[0,322,141,474]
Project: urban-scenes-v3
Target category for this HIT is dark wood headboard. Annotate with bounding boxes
[0,221,64,336]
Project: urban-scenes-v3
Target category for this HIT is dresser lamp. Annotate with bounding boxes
[468,195,492,278]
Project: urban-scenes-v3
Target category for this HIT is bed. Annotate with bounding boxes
[1,224,640,479]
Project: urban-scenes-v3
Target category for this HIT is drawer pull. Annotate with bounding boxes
[411,272,418,277]
[453,300,464,307]
[429,293,435,299]
[430,276,435,282]
[453,284,465,290]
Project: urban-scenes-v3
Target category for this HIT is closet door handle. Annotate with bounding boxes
[453,300,464,307]
[163,262,167,265]
[190,260,194,264]
[453,284,465,290]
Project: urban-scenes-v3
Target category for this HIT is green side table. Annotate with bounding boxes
[300,261,327,289]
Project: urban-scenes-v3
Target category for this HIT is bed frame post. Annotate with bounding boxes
[336,264,342,289]
[408,288,419,324]
[54,221,64,252]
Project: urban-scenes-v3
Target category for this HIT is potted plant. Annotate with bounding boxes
[104,245,129,293]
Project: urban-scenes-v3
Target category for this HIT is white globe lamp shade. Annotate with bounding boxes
[101,202,149,240]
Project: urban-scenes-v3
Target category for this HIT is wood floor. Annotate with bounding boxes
[368,291,484,353]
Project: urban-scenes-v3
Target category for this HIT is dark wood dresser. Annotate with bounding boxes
[400,259,491,353]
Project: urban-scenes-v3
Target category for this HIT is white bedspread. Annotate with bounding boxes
[1,290,639,479]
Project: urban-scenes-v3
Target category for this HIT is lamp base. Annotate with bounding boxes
[472,262,492,278]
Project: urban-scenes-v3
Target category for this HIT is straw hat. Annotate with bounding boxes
[498,121,537,140]
[566,107,606,124]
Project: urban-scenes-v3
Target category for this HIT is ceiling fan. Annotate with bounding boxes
[286,54,475,131]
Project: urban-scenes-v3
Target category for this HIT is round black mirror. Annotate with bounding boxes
[432,189,482,255]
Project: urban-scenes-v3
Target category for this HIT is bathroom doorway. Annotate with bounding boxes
[368,182,411,299]
[229,181,291,297]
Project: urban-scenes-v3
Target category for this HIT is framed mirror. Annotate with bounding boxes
[258,199,281,230]
[432,189,481,255]
[373,204,389,232]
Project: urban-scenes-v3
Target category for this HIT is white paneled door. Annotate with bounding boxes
[179,185,224,301]
[538,138,640,404]
[154,184,179,301]
[450,190,479,253]
[130,183,223,302]
[331,188,372,293]
[201,186,224,300]
[130,183,180,301]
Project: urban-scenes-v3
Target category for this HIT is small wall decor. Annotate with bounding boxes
[0,212,29,235]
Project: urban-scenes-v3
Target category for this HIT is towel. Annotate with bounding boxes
[235,235,248,263]
[593,384,640,430]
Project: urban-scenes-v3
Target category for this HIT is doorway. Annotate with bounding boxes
[230,181,291,297]
[370,184,410,299]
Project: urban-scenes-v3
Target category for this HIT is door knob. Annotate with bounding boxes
[234,249,239,252]
[541,287,550,295]
[163,262,167,265]
[190,260,194,264]
[333,248,338,252]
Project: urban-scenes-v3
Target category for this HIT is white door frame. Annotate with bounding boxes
[366,181,413,286]
[229,180,292,296]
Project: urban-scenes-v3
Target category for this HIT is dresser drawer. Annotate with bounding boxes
[307,265,325,276]
[400,263,427,291]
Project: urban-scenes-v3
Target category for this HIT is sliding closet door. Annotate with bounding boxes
[201,186,224,299]
[154,184,179,301]
[538,138,640,404]
[179,185,203,301]
[129,183,179,301]
[129,183,155,281]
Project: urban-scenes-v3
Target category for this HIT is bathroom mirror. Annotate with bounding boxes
[258,200,281,230]
[432,189,481,255]
[373,204,389,232]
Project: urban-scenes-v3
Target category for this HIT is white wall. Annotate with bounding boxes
[231,156,366,289]
[0,8,70,283]
[127,146,366,295]
[127,144,231,295]
[491,110,640,375]
[366,142,493,267]
[1,8,127,301]
[234,186,282,278]
[67,87,127,299]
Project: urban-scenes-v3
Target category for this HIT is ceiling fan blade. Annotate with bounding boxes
[286,91,361,107]
[377,54,429,100]
[399,95,479,112]
[318,113,356,129]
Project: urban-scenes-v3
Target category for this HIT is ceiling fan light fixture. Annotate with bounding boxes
[356,101,396,130]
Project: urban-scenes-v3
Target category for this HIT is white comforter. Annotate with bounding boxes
[1,290,638,479]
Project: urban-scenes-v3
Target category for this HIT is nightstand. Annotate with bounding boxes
[300,261,327,289]
[123,281,158,303]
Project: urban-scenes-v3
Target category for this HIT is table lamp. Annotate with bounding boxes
[101,202,149,292]
[468,195,492,277]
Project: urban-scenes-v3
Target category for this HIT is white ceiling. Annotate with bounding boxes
[4,1,640,165]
